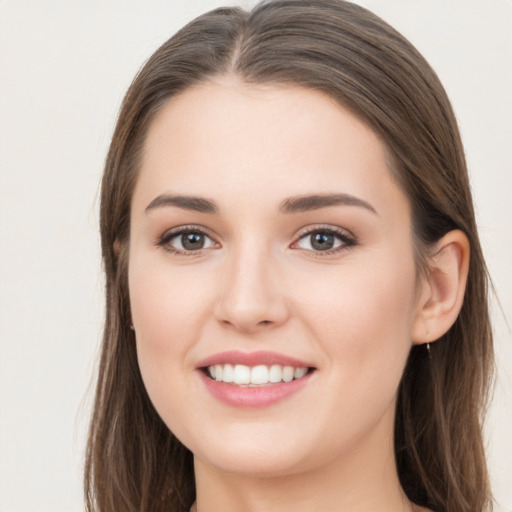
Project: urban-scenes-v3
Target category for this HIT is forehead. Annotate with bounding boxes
[134,78,409,222]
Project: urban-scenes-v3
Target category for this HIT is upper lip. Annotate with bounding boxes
[196,350,314,369]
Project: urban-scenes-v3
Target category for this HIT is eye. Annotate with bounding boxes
[293,227,355,254]
[158,227,218,254]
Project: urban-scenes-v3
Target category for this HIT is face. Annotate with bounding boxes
[128,79,424,478]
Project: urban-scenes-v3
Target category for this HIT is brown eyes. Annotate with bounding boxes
[158,226,355,256]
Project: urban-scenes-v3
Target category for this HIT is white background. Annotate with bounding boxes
[0,1,510,511]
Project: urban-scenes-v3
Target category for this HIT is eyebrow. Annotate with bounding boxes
[280,193,377,215]
[144,192,377,216]
[145,194,218,214]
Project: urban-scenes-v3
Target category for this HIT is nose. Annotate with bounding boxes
[214,243,290,333]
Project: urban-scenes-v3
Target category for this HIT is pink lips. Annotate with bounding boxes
[196,350,314,369]
[196,350,315,408]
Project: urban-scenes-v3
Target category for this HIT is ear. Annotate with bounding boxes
[412,230,470,345]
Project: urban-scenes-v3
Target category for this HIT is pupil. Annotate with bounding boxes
[311,232,334,251]
[182,232,204,250]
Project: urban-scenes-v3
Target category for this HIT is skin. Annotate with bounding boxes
[128,77,467,512]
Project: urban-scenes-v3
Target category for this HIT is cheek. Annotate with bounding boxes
[285,255,418,456]
[128,257,215,420]
[129,256,212,352]
[292,251,417,388]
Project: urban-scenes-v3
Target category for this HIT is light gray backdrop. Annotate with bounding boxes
[0,1,510,511]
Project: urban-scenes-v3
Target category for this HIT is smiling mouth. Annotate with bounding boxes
[202,364,315,387]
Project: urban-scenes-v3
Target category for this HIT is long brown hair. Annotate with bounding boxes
[85,1,494,511]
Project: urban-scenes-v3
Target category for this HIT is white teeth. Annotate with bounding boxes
[294,367,308,379]
[282,366,294,382]
[269,364,282,383]
[250,365,269,385]
[233,364,251,385]
[206,363,310,386]
[222,364,234,383]
[214,364,223,382]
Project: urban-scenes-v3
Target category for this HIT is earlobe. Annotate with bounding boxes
[412,230,470,345]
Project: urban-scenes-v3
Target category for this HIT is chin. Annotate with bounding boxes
[187,422,338,479]
[195,447,309,478]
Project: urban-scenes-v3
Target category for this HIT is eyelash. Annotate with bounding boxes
[157,225,217,256]
[156,224,357,257]
[292,224,357,256]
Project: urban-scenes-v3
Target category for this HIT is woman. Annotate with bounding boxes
[85,1,494,511]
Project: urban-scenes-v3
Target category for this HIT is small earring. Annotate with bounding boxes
[425,327,432,359]
[130,324,135,331]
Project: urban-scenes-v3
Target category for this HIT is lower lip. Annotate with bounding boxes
[198,370,314,408]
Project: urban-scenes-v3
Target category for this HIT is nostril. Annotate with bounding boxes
[220,319,274,330]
